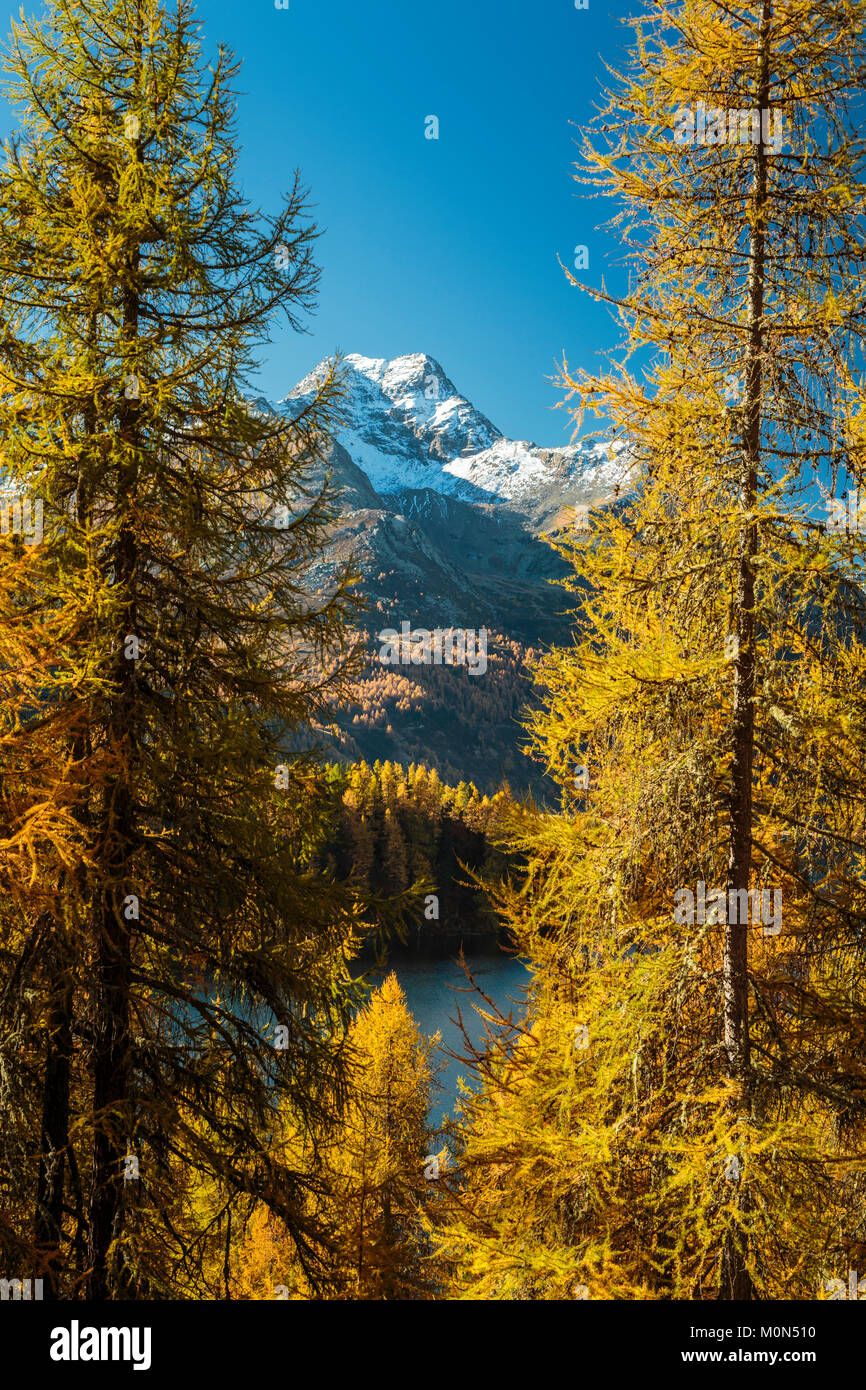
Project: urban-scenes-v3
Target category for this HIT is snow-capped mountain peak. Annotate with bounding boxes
[271,352,635,792]
[279,351,632,526]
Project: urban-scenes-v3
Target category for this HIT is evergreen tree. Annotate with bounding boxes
[0,0,364,1299]
[383,808,409,896]
[230,973,438,1300]
[435,0,866,1300]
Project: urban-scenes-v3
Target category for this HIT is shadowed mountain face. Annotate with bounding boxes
[271,353,632,797]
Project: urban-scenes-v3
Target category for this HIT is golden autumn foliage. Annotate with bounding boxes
[2,0,865,1310]
[0,0,367,1299]
[228,973,439,1300]
[431,0,866,1301]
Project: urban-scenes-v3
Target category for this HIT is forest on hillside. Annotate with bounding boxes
[323,760,519,948]
[0,0,865,1330]
[328,630,547,796]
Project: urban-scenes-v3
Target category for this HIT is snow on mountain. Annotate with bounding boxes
[267,351,634,794]
[278,351,632,523]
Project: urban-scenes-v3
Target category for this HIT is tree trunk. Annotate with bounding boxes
[33,935,72,1299]
[719,0,772,1302]
[87,220,141,1304]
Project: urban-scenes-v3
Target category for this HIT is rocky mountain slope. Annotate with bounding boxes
[271,352,633,797]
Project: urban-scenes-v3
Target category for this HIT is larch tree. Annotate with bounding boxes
[0,0,368,1300]
[228,972,439,1300]
[336,971,438,1300]
[434,0,866,1300]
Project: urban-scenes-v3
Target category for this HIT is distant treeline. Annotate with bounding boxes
[322,760,520,949]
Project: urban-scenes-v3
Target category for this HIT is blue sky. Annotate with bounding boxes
[2,0,634,447]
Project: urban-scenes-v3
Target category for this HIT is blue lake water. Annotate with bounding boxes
[361,952,531,1129]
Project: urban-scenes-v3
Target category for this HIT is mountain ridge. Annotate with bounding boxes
[274,351,632,796]
[278,351,632,531]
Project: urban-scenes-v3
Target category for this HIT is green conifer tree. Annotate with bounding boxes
[0,0,365,1299]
